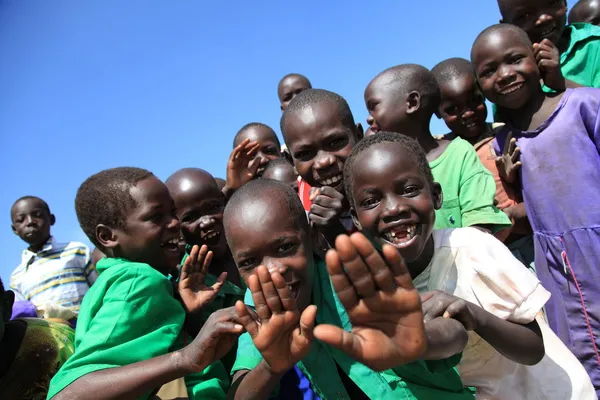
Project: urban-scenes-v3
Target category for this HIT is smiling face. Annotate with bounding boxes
[107,176,181,275]
[11,198,54,250]
[236,126,282,176]
[364,73,410,135]
[472,28,541,109]
[499,0,567,45]
[350,142,442,274]
[278,75,312,112]
[438,74,488,141]
[283,101,358,193]
[226,191,314,311]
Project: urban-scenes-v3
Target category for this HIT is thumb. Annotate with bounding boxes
[314,324,362,358]
[299,305,317,340]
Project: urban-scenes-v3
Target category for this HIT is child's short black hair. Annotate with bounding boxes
[223,178,308,236]
[0,278,4,297]
[262,157,294,175]
[343,132,435,209]
[233,122,281,148]
[11,196,51,216]
[431,58,475,85]
[75,167,153,251]
[280,88,355,141]
[471,24,533,61]
[278,73,311,90]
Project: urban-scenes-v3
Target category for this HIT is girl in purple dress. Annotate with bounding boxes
[471,24,600,394]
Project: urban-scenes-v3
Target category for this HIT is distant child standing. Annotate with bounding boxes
[472,23,600,393]
[278,73,312,112]
[10,196,96,322]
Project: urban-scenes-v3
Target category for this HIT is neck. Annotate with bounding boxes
[407,236,434,279]
[498,87,546,130]
[28,237,49,253]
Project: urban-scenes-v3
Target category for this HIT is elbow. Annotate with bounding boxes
[520,340,545,366]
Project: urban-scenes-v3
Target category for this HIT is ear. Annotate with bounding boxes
[2,290,15,322]
[11,224,17,235]
[432,182,443,210]
[96,224,119,251]
[49,214,56,226]
[350,208,362,230]
[354,122,365,142]
[406,91,421,115]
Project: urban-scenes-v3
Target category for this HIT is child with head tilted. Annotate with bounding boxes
[344,132,596,399]
[10,196,96,324]
[231,123,283,180]
[364,65,511,234]
[225,179,479,400]
[47,167,244,400]
[472,23,600,394]
[261,158,299,192]
[570,0,600,25]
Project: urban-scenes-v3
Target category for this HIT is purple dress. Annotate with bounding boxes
[495,88,600,393]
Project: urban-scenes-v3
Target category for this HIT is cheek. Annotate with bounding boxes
[294,160,312,179]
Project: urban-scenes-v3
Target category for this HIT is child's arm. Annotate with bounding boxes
[423,291,545,366]
[422,316,469,360]
[223,138,261,199]
[313,233,426,371]
[52,308,243,400]
[309,186,348,245]
[229,266,317,400]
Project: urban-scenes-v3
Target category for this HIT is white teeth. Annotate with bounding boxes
[320,175,342,186]
[205,232,218,239]
[384,225,417,244]
[500,84,523,95]
[168,238,178,245]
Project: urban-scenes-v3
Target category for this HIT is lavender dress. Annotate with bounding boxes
[494,88,600,393]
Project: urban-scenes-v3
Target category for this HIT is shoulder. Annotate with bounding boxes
[568,23,600,46]
[565,87,600,107]
[434,227,497,250]
[94,260,173,300]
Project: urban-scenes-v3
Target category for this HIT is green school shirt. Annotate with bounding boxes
[232,258,475,400]
[47,258,228,400]
[431,138,511,232]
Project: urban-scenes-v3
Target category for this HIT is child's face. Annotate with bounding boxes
[279,76,311,111]
[227,193,314,312]
[500,0,567,45]
[237,127,282,176]
[169,174,229,259]
[11,198,54,248]
[364,75,409,135]
[350,142,442,269]
[472,30,541,110]
[262,164,299,193]
[284,101,359,194]
[438,75,488,141]
[570,0,600,25]
[109,176,181,275]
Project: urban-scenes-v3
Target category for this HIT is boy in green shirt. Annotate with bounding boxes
[47,167,244,400]
[224,179,474,399]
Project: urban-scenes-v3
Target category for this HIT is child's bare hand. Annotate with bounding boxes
[225,138,261,192]
[422,291,479,331]
[309,187,345,227]
[314,233,426,371]
[182,307,244,372]
[178,244,227,314]
[533,39,565,91]
[496,131,521,184]
[235,266,317,375]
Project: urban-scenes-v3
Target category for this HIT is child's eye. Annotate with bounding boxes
[444,105,458,116]
[149,213,163,222]
[294,150,313,161]
[329,137,348,149]
[548,0,559,6]
[264,147,278,155]
[360,198,379,209]
[277,243,296,254]
[404,186,420,196]
[238,258,257,270]
[510,56,524,64]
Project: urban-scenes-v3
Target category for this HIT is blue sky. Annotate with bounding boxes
[0,1,501,283]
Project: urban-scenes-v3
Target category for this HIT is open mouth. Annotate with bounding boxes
[381,224,420,249]
[539,25,556,38]
[499,83,524,96]
[287,280,301,300]
[463,120,480,130]
[201,230,222,247]
[161,238,180,253]
[318,174,343,187]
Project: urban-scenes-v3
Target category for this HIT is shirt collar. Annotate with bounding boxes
[21,236,55,263]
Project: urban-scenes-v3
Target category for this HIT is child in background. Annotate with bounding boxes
[570,0,600,25]
[344,132,596,400]
[225,179,474,400]
[261,158,299,192]
[232,123,283,179]
[47,167,243,400]
[278,73,312,112]
[472,23,600,393]
[281,89,364,245]
[10,196,96,322]
[431,57,535,268]
[364,65,511,233]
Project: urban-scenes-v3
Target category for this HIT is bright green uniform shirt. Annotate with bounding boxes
[47,258,228,400]
[232,258,475,400]
[431,138,511,232]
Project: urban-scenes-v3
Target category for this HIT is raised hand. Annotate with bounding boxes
[496,131,521,184]
[422,291,479,331]
[178,244,227,314]
[313,233,426,371]
[235,266,317,375]
[225,138,261,193]
[533,39,565,91]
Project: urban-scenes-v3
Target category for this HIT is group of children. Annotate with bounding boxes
[3,1,600,399]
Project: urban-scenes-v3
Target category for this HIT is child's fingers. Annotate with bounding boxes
[442,299,467,319]
[213,321,245,334]
[235,301,259,338]
[349,233,395,292]
[257,266,283,314]
[196,245,210,275]
[311,194,343,210]
[318,186,344,200]
[180,245,199,281]
[508,138,517,156]
[502,131,514,155]
[309,188,320,201]
[334,234,377,297]
[210,273,227,293]
[381,243,412,287]
[510,147,521,163]
[313,324,363,359]
[216,271,227,284]
[247,272,271,321]
[299,305,317,340]
[309,204,335,219]
[271,271,297,312]
[325,248,359,310]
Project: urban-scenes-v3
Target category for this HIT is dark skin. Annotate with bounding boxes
[11,198,55,253]
[349,142,544,365]
[0,289,27,381]
[233,127,282,177]
[569,0,600,25]
[226,192,427,399]
[261,163,299,193]
[283,100,363,245]
[278,75,312,111]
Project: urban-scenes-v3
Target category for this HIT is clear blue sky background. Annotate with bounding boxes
[0,1,501,284]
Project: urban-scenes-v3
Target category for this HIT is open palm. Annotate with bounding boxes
[226,138,260,191]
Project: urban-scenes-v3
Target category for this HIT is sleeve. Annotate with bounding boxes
[457,143,512,231]
[47,268,185,399]
[459,229,551,323]
[9,274,26,301]
[185,361,228,400]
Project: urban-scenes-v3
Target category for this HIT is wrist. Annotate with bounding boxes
[174,348,206,375]
[470,304,489,333]
[258,359,289,378]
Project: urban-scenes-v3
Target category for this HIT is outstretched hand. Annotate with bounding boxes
[225,138,261,193]
[235,266,317,375]
[496,131,521,184]
[178,244,227,314]
[313,233,426,371]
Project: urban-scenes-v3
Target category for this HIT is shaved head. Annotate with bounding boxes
[165,168,219,198]
[471,24,533,62]
[431,58,475,85]
[569,0,600,24]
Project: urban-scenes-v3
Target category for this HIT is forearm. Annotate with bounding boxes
[52,350,197,400]
[228,361,285,400]
[423,317,468,360]
[472,306,544,365]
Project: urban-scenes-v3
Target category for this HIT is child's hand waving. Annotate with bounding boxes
[225,138,261,195]
[314,233,426,372]
[496,131,521,184]
[533,39,565,91]
[235,266,317,375]
[178,244,227,314]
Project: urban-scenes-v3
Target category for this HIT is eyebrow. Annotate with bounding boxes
[235,234,298,258]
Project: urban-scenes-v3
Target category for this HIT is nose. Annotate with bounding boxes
[199,215,215,230]
[263,259,289,277]
[25,215,37,226]
[497,64,516,82]
[367,114,375,126]
[536,13,554,27]
[256,152,270,166]
[380,195,411,222]
[313,150,336,170]
[462,110,475,120]
[167,216,180,232]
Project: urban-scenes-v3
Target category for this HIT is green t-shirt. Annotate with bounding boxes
[431,138,511,232]
[47,258,228,400]
[232,258,475,400]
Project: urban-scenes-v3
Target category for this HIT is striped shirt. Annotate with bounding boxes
[10,237,94,315]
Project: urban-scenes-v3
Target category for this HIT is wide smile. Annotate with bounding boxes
[381,224,421,249]
[160,237,181,253]
[317,173,343,188]
[538,25,557,39]
[498,82,524,96]
[201,230,222,247]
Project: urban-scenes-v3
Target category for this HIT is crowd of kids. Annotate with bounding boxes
[3,1,600,399]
